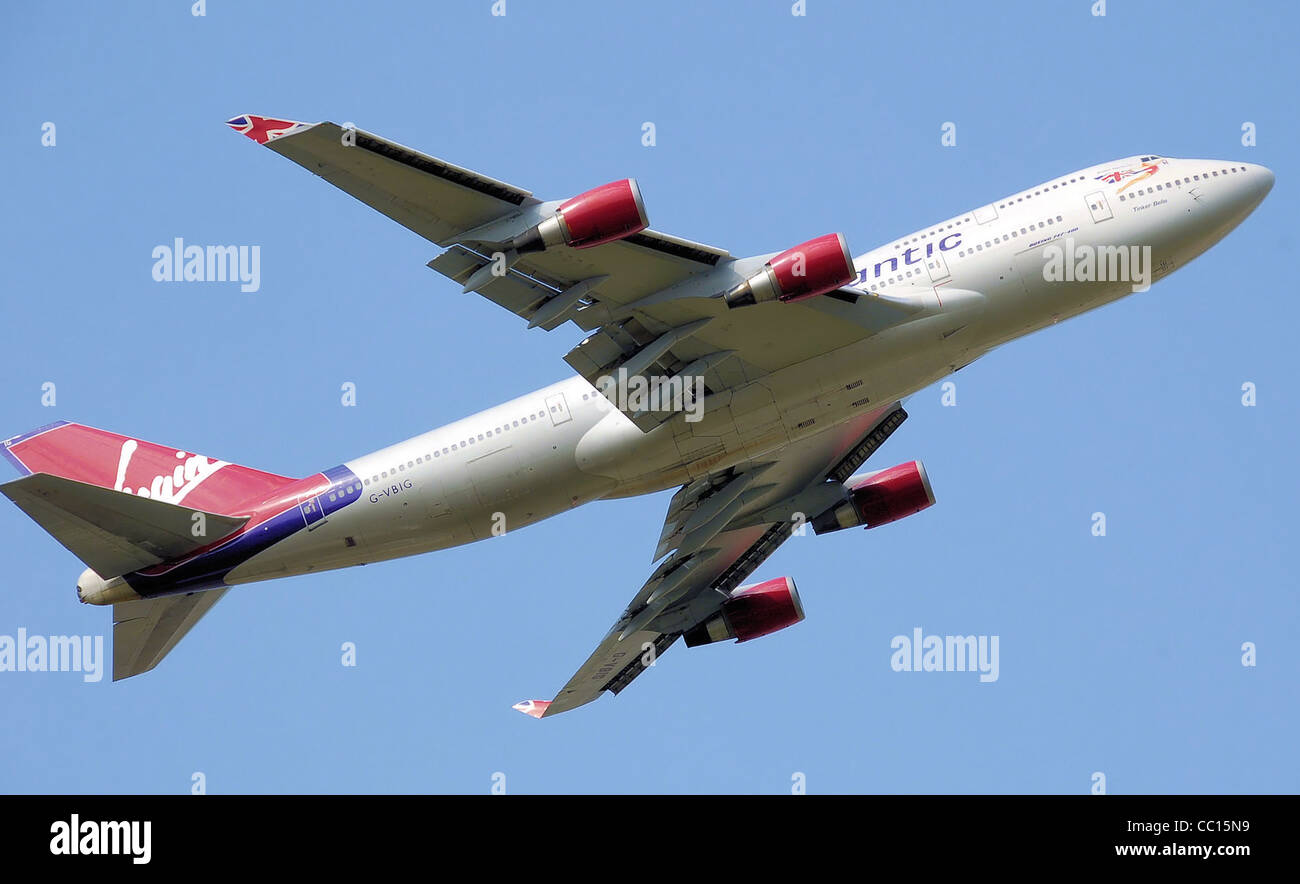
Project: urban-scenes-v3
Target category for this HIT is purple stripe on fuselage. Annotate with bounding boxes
[123,465,363,599]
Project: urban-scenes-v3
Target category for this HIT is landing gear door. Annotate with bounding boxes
[545,392,572,426]
[1085,191,1113,223]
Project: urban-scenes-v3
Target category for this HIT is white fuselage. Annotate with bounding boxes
[225,156,1273,586]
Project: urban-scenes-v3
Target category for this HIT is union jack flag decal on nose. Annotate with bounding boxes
[1095,162,1161,189]
[225,114,310,145]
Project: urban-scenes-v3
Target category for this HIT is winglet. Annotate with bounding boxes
[512,699,551,719]
[225,114,312,145]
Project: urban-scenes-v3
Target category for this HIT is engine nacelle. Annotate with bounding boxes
[683,576,805,647]
[811,460,936,534]
[722,233,855,308]
[508,179,648,254]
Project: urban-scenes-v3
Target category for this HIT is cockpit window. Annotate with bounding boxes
[1139,155,1162,162]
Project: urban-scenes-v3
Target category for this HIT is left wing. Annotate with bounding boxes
[230,115,926,431]
[230,115,730,304]
[516,402,909,718]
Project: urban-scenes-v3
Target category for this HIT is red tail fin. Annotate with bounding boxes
[1,421,297,516]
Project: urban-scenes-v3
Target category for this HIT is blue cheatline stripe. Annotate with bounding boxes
[123,465,363,599]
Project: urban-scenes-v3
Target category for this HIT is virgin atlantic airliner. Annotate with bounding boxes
[1,115,1272,716]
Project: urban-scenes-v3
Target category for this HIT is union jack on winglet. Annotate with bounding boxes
[225,114,311,145]
[512,699,552,719]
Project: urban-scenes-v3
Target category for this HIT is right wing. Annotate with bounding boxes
[516,401,909,718]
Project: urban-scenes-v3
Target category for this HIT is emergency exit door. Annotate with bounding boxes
[1085,191,1113,223]
[545,392,572,426]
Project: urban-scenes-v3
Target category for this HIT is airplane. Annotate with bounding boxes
[0,114,1273,717]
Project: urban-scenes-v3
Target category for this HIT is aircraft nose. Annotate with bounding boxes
[1248,163,1275,202]
[1203,160,1274,225]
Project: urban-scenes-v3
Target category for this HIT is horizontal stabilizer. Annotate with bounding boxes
[113,590,228,681]
[1,473,247,579]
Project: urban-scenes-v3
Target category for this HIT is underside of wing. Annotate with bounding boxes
[232,115,729,293]
[231,115,935,432]
[517,401,917,718]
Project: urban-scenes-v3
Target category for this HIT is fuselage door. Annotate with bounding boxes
[545,392,572,426]
[926,248,951,283]
[299,494,325,527]
[1085,190,1113,223]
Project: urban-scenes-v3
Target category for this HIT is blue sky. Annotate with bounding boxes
[0,0,1294,793]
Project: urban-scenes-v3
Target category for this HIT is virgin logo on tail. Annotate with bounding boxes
[113,439,227,504]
